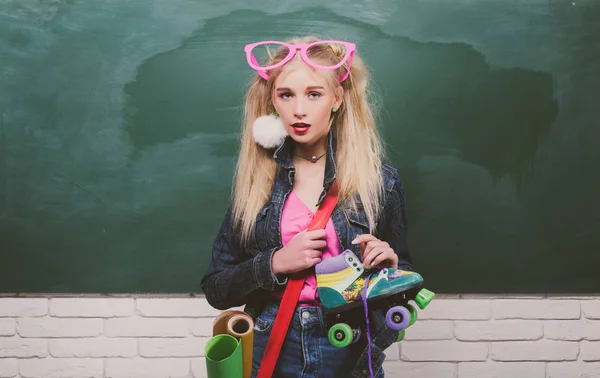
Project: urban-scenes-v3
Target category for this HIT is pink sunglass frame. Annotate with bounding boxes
[244,40,356,82]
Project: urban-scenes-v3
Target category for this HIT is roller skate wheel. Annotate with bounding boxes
[404,304,418,326]
[328,323,353,348]
[386,305,411,331]
[414,288,435,310]
[396,329,406,342]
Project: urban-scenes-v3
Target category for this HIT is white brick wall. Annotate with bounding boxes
[0,295,599,378]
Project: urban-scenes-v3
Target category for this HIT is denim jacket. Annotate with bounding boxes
[201,131,414,378]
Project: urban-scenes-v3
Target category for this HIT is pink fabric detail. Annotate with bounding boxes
[274,190,342,306]
[389,269,409,279]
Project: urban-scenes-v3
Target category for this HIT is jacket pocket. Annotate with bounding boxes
[253,303,277,334]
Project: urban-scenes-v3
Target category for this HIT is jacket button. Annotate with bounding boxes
[302,311,310,319]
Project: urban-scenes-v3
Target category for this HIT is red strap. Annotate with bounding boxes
[256,182,339,378]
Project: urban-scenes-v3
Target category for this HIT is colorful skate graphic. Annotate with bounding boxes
[316,250,434,347]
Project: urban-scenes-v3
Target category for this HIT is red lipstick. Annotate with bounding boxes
[292,122,311,134]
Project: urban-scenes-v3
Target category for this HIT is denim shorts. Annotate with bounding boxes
[251,301,385,378]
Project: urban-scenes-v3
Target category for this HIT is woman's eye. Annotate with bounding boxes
[308,92,322,99]
[279,92,292,99]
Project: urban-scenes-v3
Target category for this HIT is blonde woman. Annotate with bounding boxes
[202,36,424,378]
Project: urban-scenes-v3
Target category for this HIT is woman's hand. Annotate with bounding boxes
[352,234,398,269]
[272,229,327,275]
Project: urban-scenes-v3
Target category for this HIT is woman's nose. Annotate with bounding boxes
[294,99,307,119]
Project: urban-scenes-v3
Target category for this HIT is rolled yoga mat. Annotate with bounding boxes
[206,310,254,378]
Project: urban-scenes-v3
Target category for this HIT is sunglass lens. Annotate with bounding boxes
[250,43,290,69]
[306,42,348,68]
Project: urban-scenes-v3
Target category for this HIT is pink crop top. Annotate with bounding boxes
[273,189,342,306]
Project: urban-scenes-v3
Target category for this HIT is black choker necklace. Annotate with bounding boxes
[294,151,326,163]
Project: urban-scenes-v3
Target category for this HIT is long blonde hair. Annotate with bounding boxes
[232,36,385,244]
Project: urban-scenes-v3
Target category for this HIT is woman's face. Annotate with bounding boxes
[272,59,343,147]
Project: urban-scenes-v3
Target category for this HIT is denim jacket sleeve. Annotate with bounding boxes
[200,205,287,310]
[375,168,415,272]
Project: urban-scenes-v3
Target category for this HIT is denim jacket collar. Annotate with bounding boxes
[272,131,338,191]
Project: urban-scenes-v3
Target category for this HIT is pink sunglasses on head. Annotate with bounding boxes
[244,40,356,82]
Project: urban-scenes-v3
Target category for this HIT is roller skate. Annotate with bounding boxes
[315,250,435,348]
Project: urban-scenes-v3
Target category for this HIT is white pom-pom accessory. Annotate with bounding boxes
[252,114,288,149]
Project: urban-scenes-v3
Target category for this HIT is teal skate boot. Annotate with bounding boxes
[315,249,435,347]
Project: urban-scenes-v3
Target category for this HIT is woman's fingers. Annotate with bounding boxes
[305,250,323,268]
[307,229,327,240]
[370,249,398,268]
[309,257,323,267]
[307,239,327,250]
[305,249,323,259]
[361,240,388,262]
[362,247,385,268]
[362,240,380,260]
[351,234,378,245]
[363,245,397,268]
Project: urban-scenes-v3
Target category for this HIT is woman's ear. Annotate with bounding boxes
[271,92,277,112]
[334,86,344,109]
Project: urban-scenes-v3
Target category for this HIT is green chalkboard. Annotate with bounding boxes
[1,0,599,294]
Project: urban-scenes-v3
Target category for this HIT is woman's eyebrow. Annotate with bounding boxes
[276,86,325,91]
